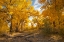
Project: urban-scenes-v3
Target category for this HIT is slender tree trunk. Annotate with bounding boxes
[15,23,18,32]
[10,15,13,32]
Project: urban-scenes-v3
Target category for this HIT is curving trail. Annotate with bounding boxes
[0,29,63,42]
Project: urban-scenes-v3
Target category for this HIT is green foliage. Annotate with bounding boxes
[57,28,64,36]
[41,18,52,35]
[41,18,64,36]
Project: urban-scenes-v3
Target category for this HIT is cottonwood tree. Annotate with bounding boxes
[0,0,32,33]
[0,0,41,33]
[39,0,64,29]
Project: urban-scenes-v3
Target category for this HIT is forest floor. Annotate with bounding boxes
[0,29,64,42]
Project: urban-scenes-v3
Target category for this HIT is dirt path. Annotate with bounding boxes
[0,29,64,42]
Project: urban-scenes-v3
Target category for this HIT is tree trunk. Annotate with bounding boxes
[10,15,13,32]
